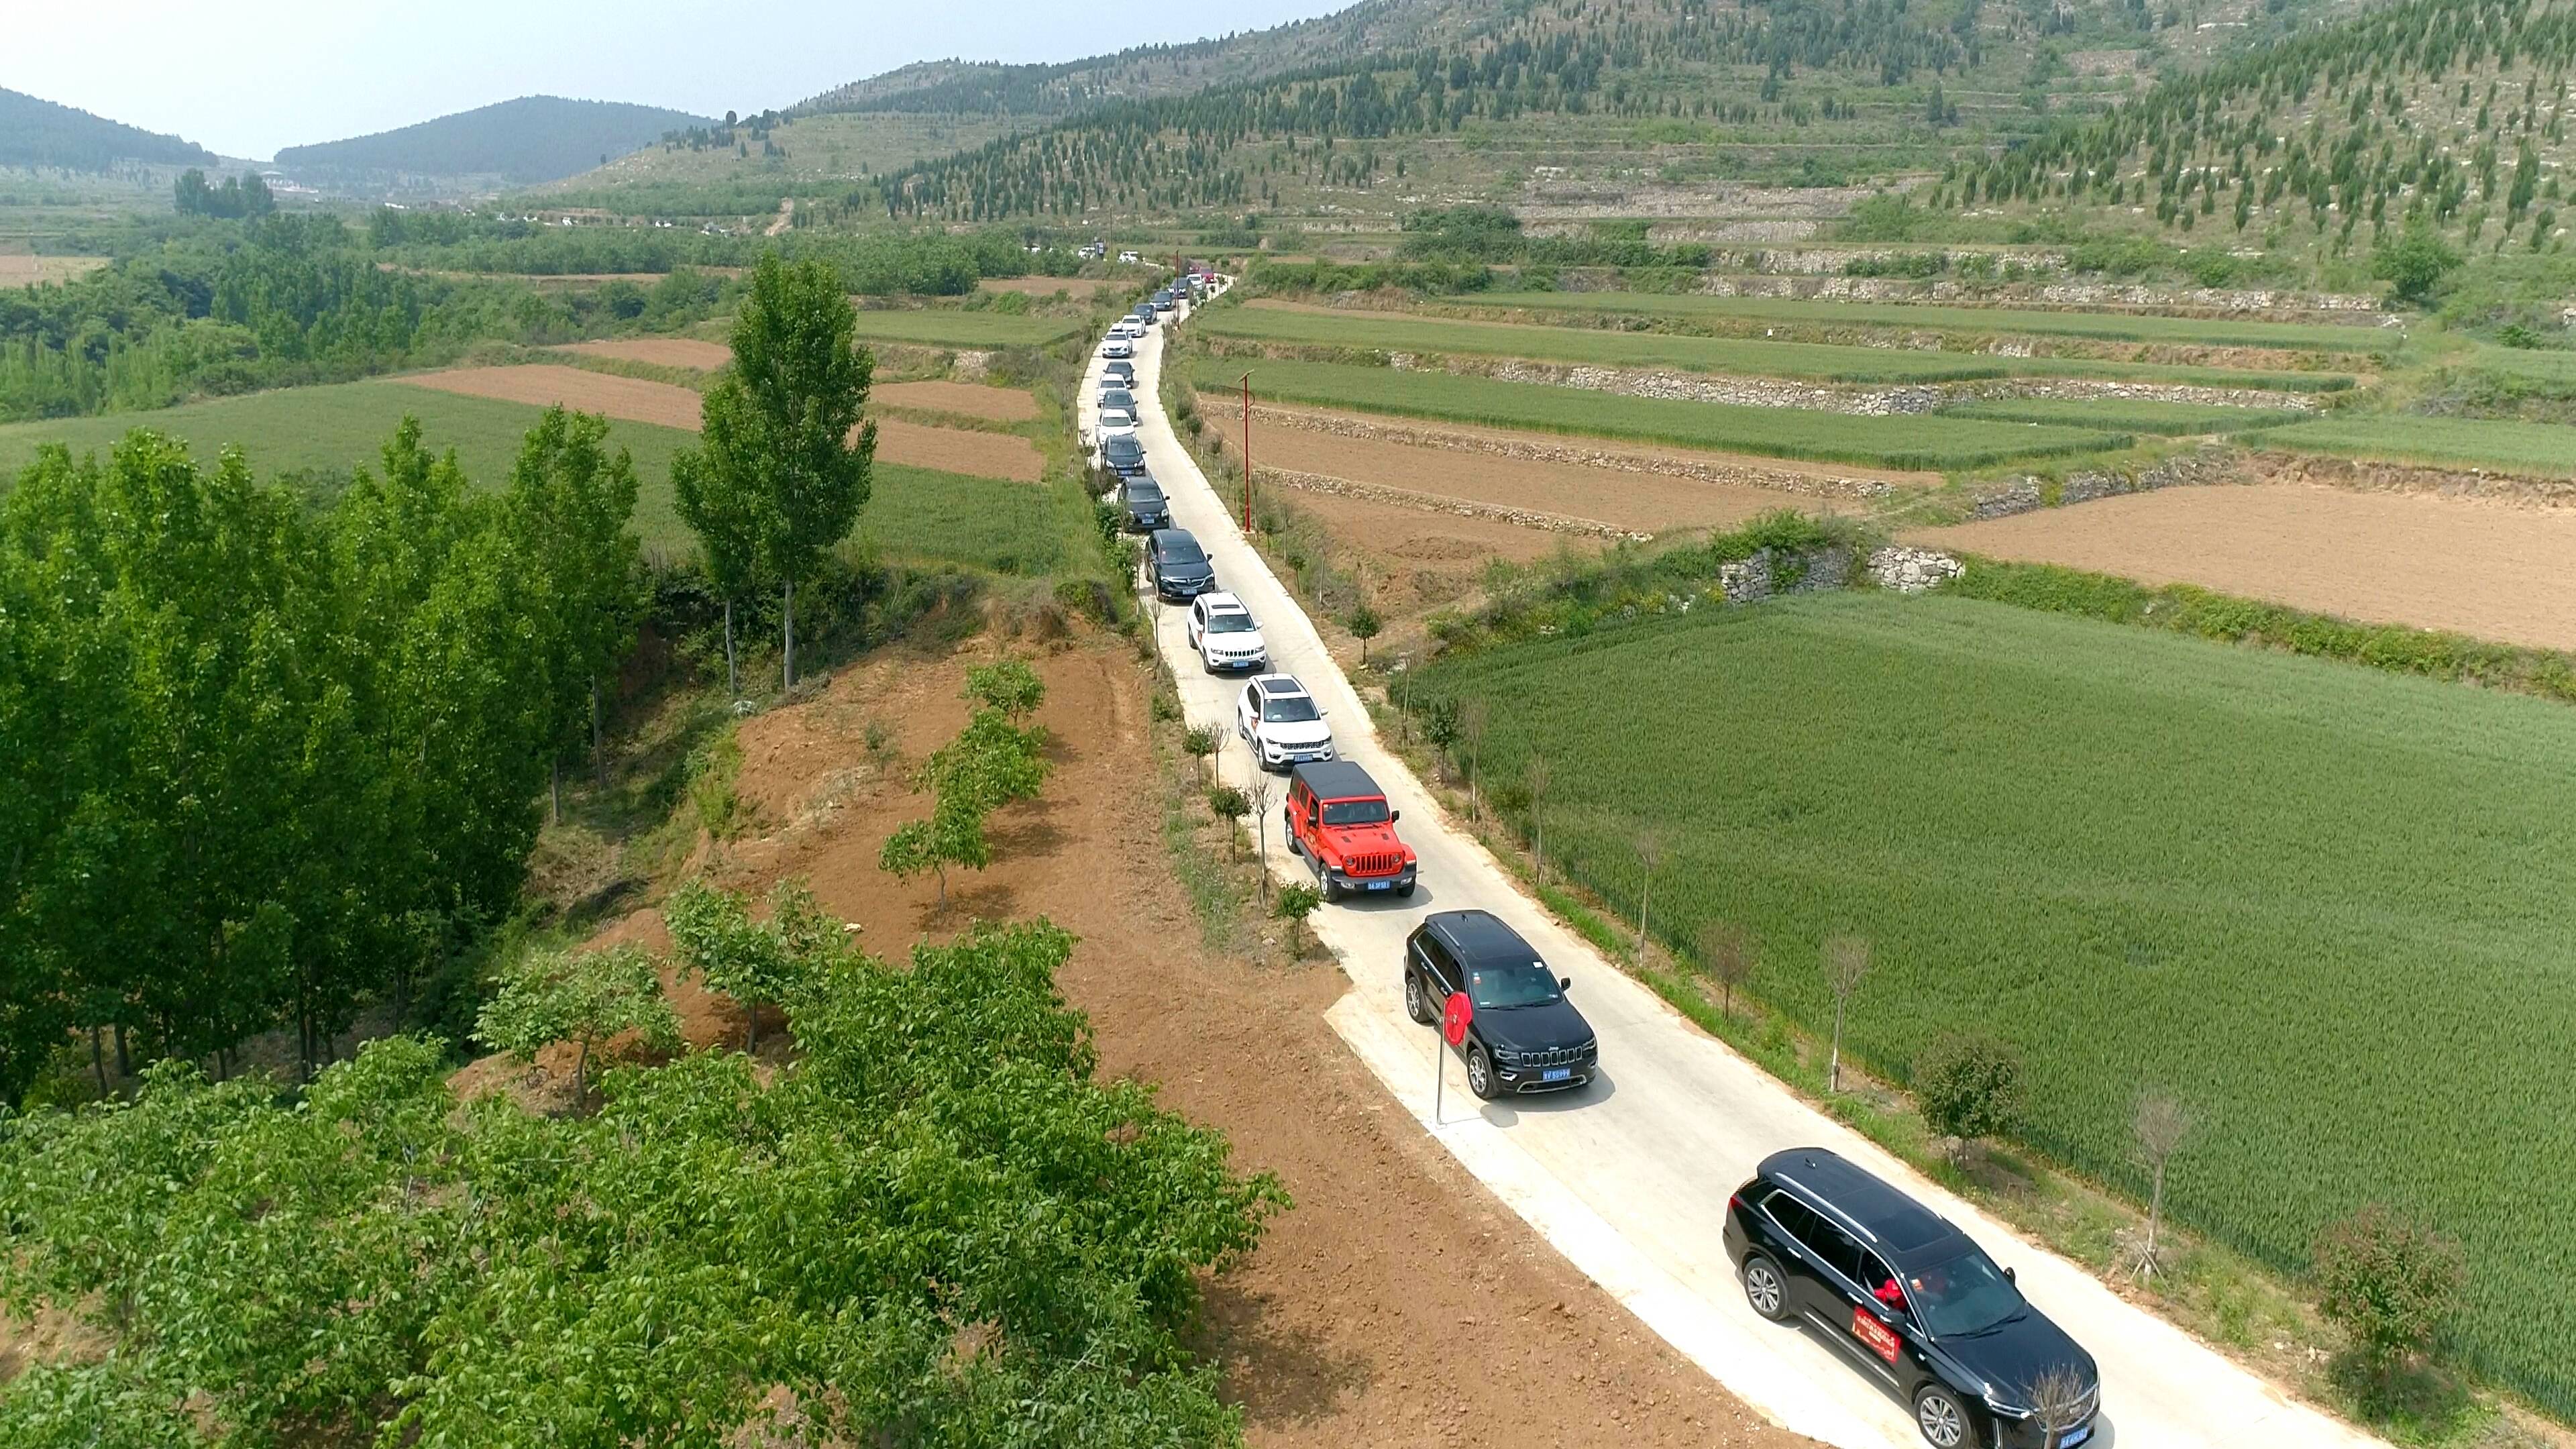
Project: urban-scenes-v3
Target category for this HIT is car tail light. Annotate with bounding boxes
[1727,1193,1746,1215]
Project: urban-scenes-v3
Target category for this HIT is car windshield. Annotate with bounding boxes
[1107,440,1140,459]
[1161,542,1205,566]
[1906,1250,2028,1338]
[1319,798,1388,826]
[1125,486,1163,506]
[1103,390,1133,406]
[1260,695,1320,723]
[1466,959,1560,1010]
[1205,612,1256,635]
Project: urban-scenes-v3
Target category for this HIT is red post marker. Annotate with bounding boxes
[1238,372,1254,533]
[1433,989,1472,1124]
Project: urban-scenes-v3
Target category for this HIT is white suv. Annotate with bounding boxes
[1236,674,1334,771]
[1187,593,1268,674]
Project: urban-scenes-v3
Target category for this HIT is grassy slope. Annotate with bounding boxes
[0,379,1067,567]
[1191,356,2126,470]
[1205,306,2356,390]
[1936,397,2310,433]
[1417,590,2576,1409]
[1464,290,2394,354]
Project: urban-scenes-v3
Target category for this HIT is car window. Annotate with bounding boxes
[1413,933,1456,984]
[1260,695,1320,723]
[1466,959,1562,1010]
[1319,798,1389,826]
[1206,612,1256,634]
[1161,541,1205,565]
[1856,1247,1909,1316]
[1765,1191,1865,1282]
[1763,1191,1825,1250]
[1905,1250,2027,1338]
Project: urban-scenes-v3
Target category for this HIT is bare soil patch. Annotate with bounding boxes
[1257,401,1939,497]
[978,275,1120,297]
[1913,483,2576,652]
[555,337,734,370]
[875,379,1040,422]
[873,418,1044,482]
[400,366,1044,480]
[402,364,703,429]
[0,255,107,288]
[1253,419,1809,535]
[551,641,1800,1449]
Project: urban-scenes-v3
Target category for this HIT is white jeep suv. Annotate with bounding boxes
[1187,593,1268,674]
[1236,674,1334,771]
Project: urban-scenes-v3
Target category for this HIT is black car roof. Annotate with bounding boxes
[1122,476,1163,494]
[1756,1148,1971,1266]
[1150,527,1201,555]
[1424,909,1537,964]
[1104,435,1141,455]
[1289,759,1379,801]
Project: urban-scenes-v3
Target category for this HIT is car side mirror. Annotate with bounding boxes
[2003,1266,2017,1283]
[1558,976,1572,991]
[1389,810,1401,822]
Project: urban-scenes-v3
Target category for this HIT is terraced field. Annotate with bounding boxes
[2247,415,2576,477]
[1461,290,2395,354]
[1192,358,2125,470]
[1205,305,2356,392]
[844,310,1083,349]
[1937,397,2308,434]
[1412,590,2576,1411]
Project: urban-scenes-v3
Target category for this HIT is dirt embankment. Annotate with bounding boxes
[397,366,1046,482]
[533,641,1803,1449]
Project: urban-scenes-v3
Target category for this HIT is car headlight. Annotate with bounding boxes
[1980,1387,2033,1419]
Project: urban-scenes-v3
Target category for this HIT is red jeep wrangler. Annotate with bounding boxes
[1285,761,1417,900]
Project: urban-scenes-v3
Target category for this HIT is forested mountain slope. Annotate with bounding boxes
[276,96,714,185]
[0,87,215,172]
[1949,0,2576,260]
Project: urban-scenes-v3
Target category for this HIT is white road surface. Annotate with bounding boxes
[1083,289,2386,1449]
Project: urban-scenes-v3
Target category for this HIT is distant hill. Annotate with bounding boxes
[275,96,715,185]
[0,87,216,172]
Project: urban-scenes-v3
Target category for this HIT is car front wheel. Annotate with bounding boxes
[1741,1254,1790,1322]
[1404,969,1433,1023]
[1913,1387,1975,1449]
[1465,1045,1499,1099]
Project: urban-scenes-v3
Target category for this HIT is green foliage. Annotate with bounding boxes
[1274,882,1322,925]
[2314,1205,2469,1379]
[172,168,275,219]
[502,407,647,771]
[962,657,1046,721]
[684,722,747,838]
[883,704,1053,906]
[1397,205,1527,262]
[663,877,832,1052]
[1404,590,2576,1412]
[0,412,616,1101]
[0,85,213,171]
[0,918,1285,1444]
[1191,357,2126,470]
[2372,225,2465,305]
[1912,1032,2027,1152]
[1937,397,2307,433]
[476,943,680,1104]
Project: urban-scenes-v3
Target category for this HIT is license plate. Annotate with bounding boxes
[1366,880,1391,891]
[1542,1067,1572,1082]
[2060,1427,2092,1449]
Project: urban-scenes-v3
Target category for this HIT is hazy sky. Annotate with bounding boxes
[5,0,1349,161]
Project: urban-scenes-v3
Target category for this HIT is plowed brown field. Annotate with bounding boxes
[1254,420,1808,534]
[1912,483,2576,651]
[555,337,733,370]
[977,275,1121,297]
[875,380,1040,422]
[400,366,1045,481]
[540,642,1801,1449]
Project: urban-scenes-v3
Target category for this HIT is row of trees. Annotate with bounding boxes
[0,906,1287,1444]
[0,406,641,1104]
[172,168,277,219]
[881,662,1053,906]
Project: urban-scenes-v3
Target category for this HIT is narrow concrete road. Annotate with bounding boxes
[1087,292,2385,1449]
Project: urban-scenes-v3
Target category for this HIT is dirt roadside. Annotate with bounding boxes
[598,638,1805,1449]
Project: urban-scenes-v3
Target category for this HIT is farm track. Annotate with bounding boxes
[1110,286,2394,1449]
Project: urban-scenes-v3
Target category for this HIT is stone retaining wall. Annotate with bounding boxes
[1964,447,2247,520]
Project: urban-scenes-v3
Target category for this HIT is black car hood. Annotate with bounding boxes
[1478,996,1592,1052]
[1938,1307,2096,1409]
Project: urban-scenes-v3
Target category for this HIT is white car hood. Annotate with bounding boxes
[1257,719,1332,748]
[1205,629,1267,656]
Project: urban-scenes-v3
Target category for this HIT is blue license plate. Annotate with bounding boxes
[2060,1427,2091,1449]
[1366,880,1392,891]
[1542,1067,1572,1082]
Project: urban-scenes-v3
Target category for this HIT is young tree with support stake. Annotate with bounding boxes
[685,254,876,691]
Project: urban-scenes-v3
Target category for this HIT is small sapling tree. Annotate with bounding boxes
[2131,1089,2195,1280]
[1915,1031,2025,1159]
[476,945,680,1108]
[1821,934,1871,1092]
[1699,920,1756,1020]
[2313,1205,2467,1401]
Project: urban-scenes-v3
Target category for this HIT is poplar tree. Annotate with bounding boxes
[502,407,643,808]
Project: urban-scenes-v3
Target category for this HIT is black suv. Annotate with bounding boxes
[1102,434,1146,478]
[1121,476,1170,531]
[1401,910,1597,1098]
[1723,1148,2100,1449]
[1100,360,1137,390]
[1149,527,1216,601]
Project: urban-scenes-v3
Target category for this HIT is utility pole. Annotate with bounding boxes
[1240,371,1254,533]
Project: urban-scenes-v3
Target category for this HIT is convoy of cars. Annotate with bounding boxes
[1091,272,2098,1448]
